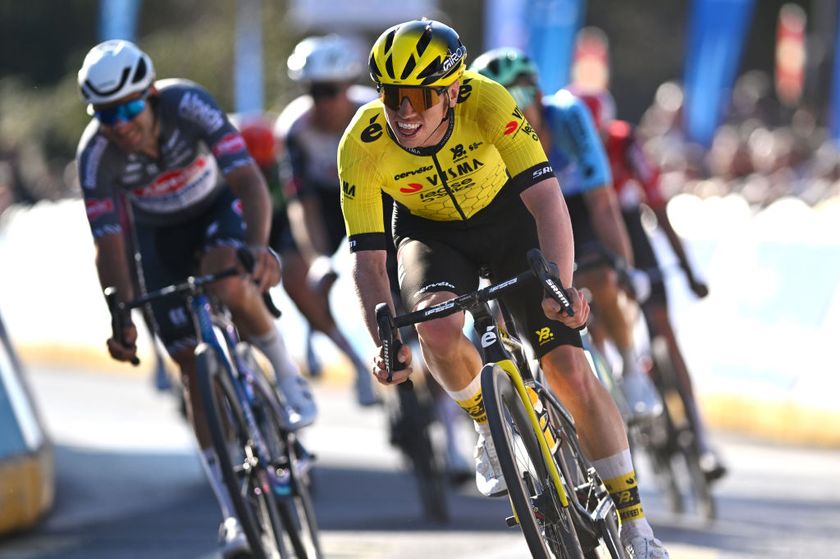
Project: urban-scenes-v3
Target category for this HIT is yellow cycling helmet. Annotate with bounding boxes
[369,19,467,88]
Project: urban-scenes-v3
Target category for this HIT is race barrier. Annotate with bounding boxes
[0,311,54,536]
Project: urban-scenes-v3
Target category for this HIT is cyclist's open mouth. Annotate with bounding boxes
[395,120,422,139]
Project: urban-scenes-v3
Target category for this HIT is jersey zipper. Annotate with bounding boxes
[431,153,467,220]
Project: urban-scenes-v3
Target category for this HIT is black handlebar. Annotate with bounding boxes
[375,249,574,382]
[105,286,140,366]
[104,247,282,367]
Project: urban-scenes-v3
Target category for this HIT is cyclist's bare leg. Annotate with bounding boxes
[282,248,377,404]
[576,266,634,352]
[201,245,273,338]
[201,245,317,422]
[540,345,628,458]
[542,344,658,543]
[413,291,483,392]
[577,265,662,417]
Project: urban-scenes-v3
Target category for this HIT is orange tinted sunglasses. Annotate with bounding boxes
[379,85,448,112]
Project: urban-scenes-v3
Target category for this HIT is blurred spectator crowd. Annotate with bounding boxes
[2,69,839,219]
[639,71,840,209]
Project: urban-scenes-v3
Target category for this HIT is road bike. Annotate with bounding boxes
[377,249,626,559]
[106,249,321,558]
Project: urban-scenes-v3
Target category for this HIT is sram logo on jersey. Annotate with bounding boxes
[212,133,247,158]
[532,165,553,179]
[84,197,114,221]
[178,92,224,133]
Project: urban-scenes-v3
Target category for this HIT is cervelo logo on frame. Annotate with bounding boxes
[480,326,497,348]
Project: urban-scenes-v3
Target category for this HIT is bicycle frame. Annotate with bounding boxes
[470,302,571,509]
[377,249,578,512]
[189,291,292,495]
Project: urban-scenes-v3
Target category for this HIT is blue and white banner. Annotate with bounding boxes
[526,0,585,94]
[683,0,755,148]
[830,5,840,144]
[99,0,141,41]
[483,0,584,94]
[234,0,264,115]
[484,0,528,52]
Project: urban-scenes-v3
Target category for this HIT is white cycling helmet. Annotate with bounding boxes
[286,35,365,83]
[78,40,155,110]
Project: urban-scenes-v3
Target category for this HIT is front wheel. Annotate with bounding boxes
[195,343,288,559]
[481,363,584,559]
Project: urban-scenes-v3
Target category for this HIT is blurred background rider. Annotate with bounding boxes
[274,34,380,406]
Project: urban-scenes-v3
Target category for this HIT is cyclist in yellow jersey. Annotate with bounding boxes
[338,19,669,559]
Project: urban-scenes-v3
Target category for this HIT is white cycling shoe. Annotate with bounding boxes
[624,535,670,559]
[219,517,251,559]
[620,370,663,422]
[278,375,317,428]
[474,423,507,497]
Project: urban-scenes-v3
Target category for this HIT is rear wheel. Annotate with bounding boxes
[482,363,584,559]
[650,338,716,522]
[196,343,288,559]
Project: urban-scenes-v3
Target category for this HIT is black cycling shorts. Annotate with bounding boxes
[135,189,247,355]
[393,190,582,359]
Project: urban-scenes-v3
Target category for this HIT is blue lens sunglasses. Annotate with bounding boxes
[94,95,148,125]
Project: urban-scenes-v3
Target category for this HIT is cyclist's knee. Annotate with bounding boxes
[213,274,253,313]
[415,313,464,354]
[578,267,620,303]
[541,346,601,403]
[413,291,464,354]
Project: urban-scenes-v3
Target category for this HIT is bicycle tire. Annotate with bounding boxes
[482,363,584,559]
[542,390,627,559]
[196,343,289,559]
[650,338,716,522]
[246,366,323,559]
[396,381,449,523]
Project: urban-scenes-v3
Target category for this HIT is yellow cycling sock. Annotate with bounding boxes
[604,471,645,524]
[446,374,486,424]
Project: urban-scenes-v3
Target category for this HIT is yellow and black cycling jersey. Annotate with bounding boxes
[338,70,554,252]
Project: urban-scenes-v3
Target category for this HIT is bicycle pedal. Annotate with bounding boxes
[505,515,519,527]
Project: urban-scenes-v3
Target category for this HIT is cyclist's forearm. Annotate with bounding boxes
[586,186,634,267]
[288,198,330,262]
[227,163,272,246]
[653,205,693,274]
[351,250,394,343]
[95,233,135,302]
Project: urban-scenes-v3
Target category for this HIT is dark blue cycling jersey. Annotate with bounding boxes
[76,79,254,238]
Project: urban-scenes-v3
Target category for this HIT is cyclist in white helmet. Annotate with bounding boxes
[273,34,382,405]
[75,39,317,558]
